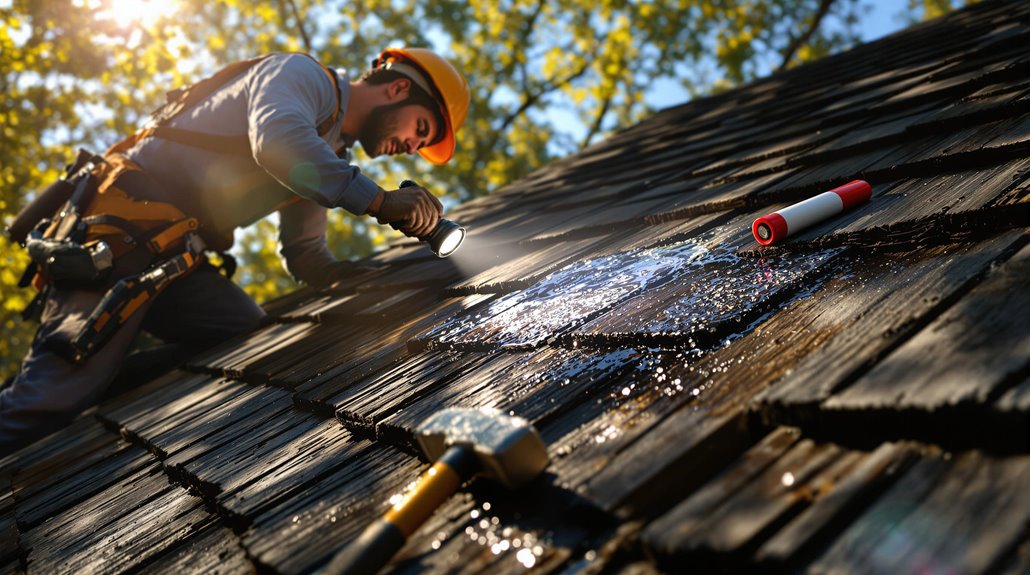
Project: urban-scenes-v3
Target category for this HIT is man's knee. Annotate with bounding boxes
[145,264,266,345]
[219,297,266,335]
[0,350,117,454]
[7,351,119,413]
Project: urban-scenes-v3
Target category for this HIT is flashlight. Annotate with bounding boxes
[752,180,872,246]
[399,180,466,258]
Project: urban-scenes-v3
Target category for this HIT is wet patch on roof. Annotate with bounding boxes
[572,243,841,349]
[419,225,840,353]
[418,240,712,350]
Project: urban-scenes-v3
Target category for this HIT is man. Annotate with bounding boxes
[0,48,470,456]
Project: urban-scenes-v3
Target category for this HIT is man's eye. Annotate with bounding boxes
[418,120,429,138]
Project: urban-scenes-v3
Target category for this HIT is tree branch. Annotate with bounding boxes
[280,0,313,53]
[516,0,547,94]
[497,60,590,134]
[778,0,835,72]
[581,90,613,148]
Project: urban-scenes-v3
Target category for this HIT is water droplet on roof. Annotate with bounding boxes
[517,548,537,568]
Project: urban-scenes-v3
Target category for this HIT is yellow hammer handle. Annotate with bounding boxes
[385,459,462,537]
[326,446,478,575]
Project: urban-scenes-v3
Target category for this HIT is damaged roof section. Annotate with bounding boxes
[2,1,1029,573]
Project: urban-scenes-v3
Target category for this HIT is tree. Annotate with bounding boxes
[0,0,965,378]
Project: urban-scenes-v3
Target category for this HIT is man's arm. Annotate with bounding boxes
[246,54,379,215]
[278,198,352,288]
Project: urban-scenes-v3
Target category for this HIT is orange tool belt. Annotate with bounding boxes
[22,153,203,290]
[16,153,207,363]
[67,155,207,364]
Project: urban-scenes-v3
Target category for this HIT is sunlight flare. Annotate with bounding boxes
[105,0,179,28]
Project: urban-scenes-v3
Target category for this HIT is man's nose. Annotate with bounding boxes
[405,139,419,154]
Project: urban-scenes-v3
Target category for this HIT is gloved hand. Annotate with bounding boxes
[366,185,443,239]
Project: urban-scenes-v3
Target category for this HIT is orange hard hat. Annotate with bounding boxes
[374,47,469,165]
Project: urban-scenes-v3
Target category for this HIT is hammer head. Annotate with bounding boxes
[415,408,549,489]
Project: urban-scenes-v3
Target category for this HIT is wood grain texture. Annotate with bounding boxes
[142,526,254,575]
[808,451,1030,575]
[826,241,1030,409]
[754,442,918,567]
[21,460,214,575]
[240,442,421,573]
[755,232,1024,423]
[804,453,952,574]
[663,437,847,557]
[0,476,17,565]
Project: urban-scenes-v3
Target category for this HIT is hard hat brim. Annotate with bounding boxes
[418,127,455,165]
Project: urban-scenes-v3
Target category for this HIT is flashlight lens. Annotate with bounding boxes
[437,227,465,257]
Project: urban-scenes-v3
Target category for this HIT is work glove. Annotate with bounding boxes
[368,185,443,239]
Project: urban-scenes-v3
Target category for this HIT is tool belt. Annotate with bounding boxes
[17,153,198,283]
[66,232,206,363]
[11,151,207,363]
[19,151,112,289]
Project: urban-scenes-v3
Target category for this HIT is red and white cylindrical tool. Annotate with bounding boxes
[752,180,872,246]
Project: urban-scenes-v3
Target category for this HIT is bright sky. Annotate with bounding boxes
[644,0,922,110]
[536,0,927,149]
[4,0,927,122]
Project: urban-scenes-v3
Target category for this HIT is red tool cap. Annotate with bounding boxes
[752,212,788,246]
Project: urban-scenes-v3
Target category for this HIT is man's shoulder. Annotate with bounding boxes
[250,52,342,99]
[261,52,331,77]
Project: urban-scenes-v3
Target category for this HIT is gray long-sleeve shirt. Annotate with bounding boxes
[124,53,378,287]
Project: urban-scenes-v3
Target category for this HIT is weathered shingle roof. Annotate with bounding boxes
[2,1,1029,573]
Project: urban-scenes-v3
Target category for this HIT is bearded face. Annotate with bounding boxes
[357,99,440,158]
[358,101,405,157]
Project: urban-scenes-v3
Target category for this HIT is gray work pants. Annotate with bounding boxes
[0,263,265,456]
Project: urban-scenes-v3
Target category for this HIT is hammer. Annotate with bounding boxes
[326,408,550,574]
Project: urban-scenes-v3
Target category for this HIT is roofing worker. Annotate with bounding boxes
[0,48,469,456]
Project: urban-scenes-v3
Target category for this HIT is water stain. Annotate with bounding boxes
[426,230,839,353]
[425,240,710,348]
[605,246,839,340]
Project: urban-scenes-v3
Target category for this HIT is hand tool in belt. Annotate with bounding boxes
[67,232,206,364]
